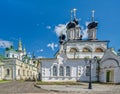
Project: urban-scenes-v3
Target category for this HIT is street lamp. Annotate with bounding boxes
[84,56,97,89]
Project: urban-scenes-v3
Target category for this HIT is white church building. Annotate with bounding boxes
[0,40,38,80]
[39,9,120,83]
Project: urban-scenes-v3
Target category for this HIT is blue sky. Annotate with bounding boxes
[0,0,120,58]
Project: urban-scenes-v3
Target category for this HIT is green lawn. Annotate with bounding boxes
[37,81,85,85]
[0,80,10,83]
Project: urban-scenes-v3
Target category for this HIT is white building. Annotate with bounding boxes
[0,40,38,80]
[39,9,116,82]
[100,48,120,83]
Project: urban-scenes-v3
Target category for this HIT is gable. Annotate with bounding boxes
[101,48,120,66]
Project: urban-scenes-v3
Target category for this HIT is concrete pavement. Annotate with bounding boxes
[36,82,120,94]
[0,81,120,94]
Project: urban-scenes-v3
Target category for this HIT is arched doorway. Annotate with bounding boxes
[106,70,114,82]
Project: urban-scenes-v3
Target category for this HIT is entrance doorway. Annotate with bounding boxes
[106,70,114,82]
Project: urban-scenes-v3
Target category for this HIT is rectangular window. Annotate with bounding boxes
[27,71,29,76]
[59,66,64,76]
[23,70,25,76]
[66,66,70,76]
[53,66,57,76]
[18,69,20,76]
[6,54,9,57]
[86,66,90,76]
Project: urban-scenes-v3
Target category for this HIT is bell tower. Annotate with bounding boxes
[87,10,98,40]
[18,39,22,51]
[66,8,81,40]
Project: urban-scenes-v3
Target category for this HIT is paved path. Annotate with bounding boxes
[0,81,49,94]
[37,83,120,94]
[0,81,120,94]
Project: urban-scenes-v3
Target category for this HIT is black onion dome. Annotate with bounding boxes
[59,34,66,44]
[59,34,66,40]
[73,18,79,25]
[66,21,76,29]
[87,22,98,29]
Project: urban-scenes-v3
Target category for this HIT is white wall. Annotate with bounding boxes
[65,41,107,59]
[100,59,120,83]
[40,59,97,82]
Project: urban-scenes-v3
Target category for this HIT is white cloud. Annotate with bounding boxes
[82,28,88,39]
[85,21,90,26]
[54,24,67,36]
[46,26,51,29]
[81,21,90,39]
[47,43,58,51]
[37,56,45,58]
[0,39,13,48]
[37,49,44,53]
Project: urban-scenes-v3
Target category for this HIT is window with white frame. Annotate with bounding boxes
[59,66,64,76]
[53,66,57,76]
[66,66,70,76]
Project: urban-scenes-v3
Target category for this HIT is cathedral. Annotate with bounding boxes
[0,9,120,83]
[39,9,120,83]
[0,40,38,80]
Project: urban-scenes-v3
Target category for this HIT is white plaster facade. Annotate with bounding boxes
[64,40,108,59]
[40,58,98,82]
[100,49,120,83]
[0,40,38,80]
[39,11,110,82]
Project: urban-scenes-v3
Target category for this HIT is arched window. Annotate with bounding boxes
[7,69,10,75]
[70,48,78,52]
[95,48,104,52]
[83,47,91,52]
[59,66,64,76]
[66,66,70,76]
[53,66,57,76]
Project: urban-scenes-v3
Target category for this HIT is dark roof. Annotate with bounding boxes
[87,21,98,29]
[66,18,79,29]
[66,21,76,29]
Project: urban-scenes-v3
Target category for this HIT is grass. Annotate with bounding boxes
[36,81,85,85]
[0,80,10,83]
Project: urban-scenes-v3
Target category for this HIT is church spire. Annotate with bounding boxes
[66,8,81,40]
[92,10,95,22]
[23,47,26,55]
[73,8,77,19]
[18,39,22,51]
[70,8,77,21]
[87,9,98,40]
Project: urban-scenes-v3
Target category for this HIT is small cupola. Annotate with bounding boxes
[87,10,98,40]
[66,8,81,40]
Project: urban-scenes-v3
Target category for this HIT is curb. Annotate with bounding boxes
[34,84,41,88]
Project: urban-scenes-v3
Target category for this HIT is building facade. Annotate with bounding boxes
[39,10,107,82]
[100,48,120,83]
[0,40,38,80]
